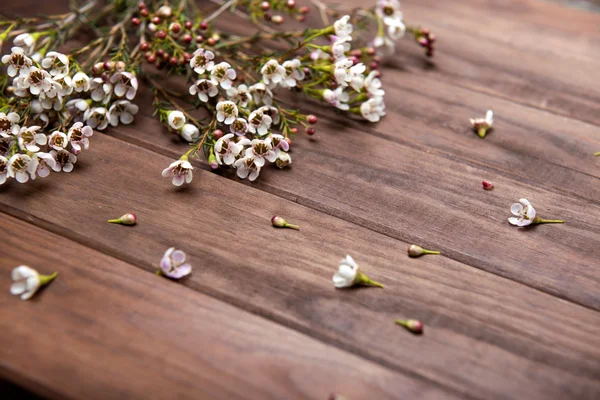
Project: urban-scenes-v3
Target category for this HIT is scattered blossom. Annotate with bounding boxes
[159,247,192,279]
[333,255,384,288]
[11,266,58,300]
[360,97,386,122]
[162,157,193,186]
[470,110,494,138]
[508,198,536,227]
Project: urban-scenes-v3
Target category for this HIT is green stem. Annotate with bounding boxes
[594,152,600,156]
[39,272,58,286]
[356,271,384,288]
[107,218,121,224]
[478,127,487,138]
[284,223,300,230]
[423,250,441,255]
[533,218,564,224]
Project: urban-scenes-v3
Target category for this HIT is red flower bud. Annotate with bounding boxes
[156,30,167,40]
[131,17,141,26]
[482,180,494,190]
[140,8,149,17]
[260,1,271,11]
[170,23,182,34]
[152,16,161,24]
[140,42,150,51]
[199,21,209,30]
[395,319,424,334]
[307,115,318,124]
[306,127,315,136]
[184,21,193,29]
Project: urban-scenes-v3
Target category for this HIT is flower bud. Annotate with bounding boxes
[156,30,167,40]
[395,319,424,334]
[131,17,141,26]
[208,153,219,170]
[212,129,224,139]
[152,16,161,24]
[307,114,318,124]
[482,180,494,190]
[306,127,315,136]
[408,244,440,257]
[115,61,126,71]
[185,21,193,29]
[272,15,284,25]
[199,21,209,30]
[260,1,271,11]
[170,23,182,34]
[271,216,299,230]
[108,213,137,226]
[157,5,172,17]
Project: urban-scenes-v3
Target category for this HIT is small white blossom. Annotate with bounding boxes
[238,138,277,167]
[333,15,353,41]
[268,133,289,156]
[508,199,536,227]
[13,33,36,55]
[0,137,15,157]
[66,98,90,122]
[72,72,91,92]
[470,110,494,138]
[17,125,47,152]
[234,155,261,181]
[19,67,57,96]
[333,255,383,288]
[210,62,236,90]
[50,149,77,172]
[84,107,109,130]
[10,266,40,300]
[334,58,366,91]
[33,152,58,178]
[160,248,192,279]
[387,18,406,40]
[275,152,292,169]
[110,71,138,100]
[332,38,351,61]
[364,71,385,97]
[323,87,350,111]
[190,48,215,74]
[214,133,242,165]
[360,97,386,122]
[108,100,138,126]
[373,35,395,56]
[310,48,330,61]
[0,155,8,184]
[216,101,238,125]
[41,51,69,77]
[41,94,64,111]
[7,153,37,183]
[162,158,193,186]
[229,117,249,136]
[167,110,186,130]
[189,79,219,102]
[1,47,33,77]
[47,131,68,151]
[67,122,93,151]
[0,112,20,137]
[226,84,252,107]
[90,78,112,103]
[257,105,280,125]
[52,75,73,97]
[249,83,273,106]
[180,124,199,142]
[260,59,286,87]
[248,109,272,136]
[280,59,305,88]
[376,0,403,24]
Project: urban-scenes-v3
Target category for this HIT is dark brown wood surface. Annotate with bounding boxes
[1,0,600,399]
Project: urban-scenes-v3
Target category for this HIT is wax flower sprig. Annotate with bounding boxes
[508,198,565,227]
[333,254,384,289]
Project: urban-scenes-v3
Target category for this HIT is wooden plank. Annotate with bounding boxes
[111,91,600,311]
[0,213,446,400]
[2,134,600,399]
[337,0,600,126]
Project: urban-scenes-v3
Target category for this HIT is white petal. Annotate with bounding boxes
[510,203,523,216]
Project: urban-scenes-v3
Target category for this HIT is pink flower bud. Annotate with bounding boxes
[108,213,137,226]
[482,180,494,190]
[408,244,440,257]
[395,319,424,334]
[271,216,299,230]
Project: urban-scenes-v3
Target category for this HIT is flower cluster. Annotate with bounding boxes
[373,0,406,55]
[0,33,139,185]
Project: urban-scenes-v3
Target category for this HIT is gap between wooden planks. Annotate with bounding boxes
[0,213,454,400]
[109,87,600,312]
[1,134,600,399]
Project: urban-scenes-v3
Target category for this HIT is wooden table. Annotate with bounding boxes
[1,1,600,399]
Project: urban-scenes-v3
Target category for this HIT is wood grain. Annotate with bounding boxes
[2,134,600,399]
[0,213,449,400]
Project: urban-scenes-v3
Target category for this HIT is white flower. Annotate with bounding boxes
[214,133,243,165]
[323,87,350,111]
[108,100,138,126]
[66,98,89,122]
[41,94,64,111]
[373,35,395,56]
[334,58,366,91]
[189,79,219,102]
[387,18,406,40]
[110,71,138,100]
[332,38,351,61]
[257,105,280,125]
[333,255,359,288]
[41,51,69,77]
[238,138,277,167]
[50,149,77,172]
[360,97,386,122]
[0,137,15,157]
[234,155,261,181]
[248,109,272,136]
[470,110,494,138]
[210,62,236,90]
[280,59,305,88]
[13,33,36,54]
[52,75,73,97]
[0,155,8,184]
[260,59,286,87]
[0,112,20,137]
[333,255,383,288]
[364,71,385,97]
[162,158,193,186]
[216,101,238,125]
[31,112,50,128]
[67,122,93,151]
[180,124,199,142]
[376,0,403,24]
[1,47,32,77]
[167,110,186,130]
[72,72,91,92]
[33,152,58,178]
[333,15,353,41]
[508,198,537,227]
[190,48,215,74]
[229,117,249,136]
[269,133,289,154]
[17,125,47,152]
[160,248,192,279]
[275,152,292,169]
[249,83,273,106]
[7,153,37,183]
[19,67,57,96]
[10,266,39,300]
[226,84,252,107]
[90,77,112,103]
[84,107,109,130]
[310,48,330,61]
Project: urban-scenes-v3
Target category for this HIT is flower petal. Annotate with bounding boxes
[510,203,523,216]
